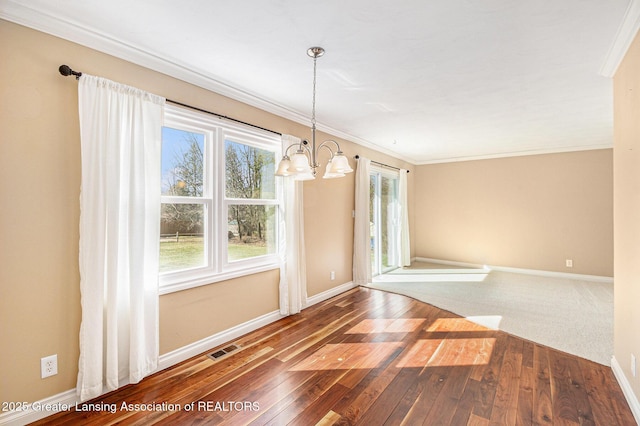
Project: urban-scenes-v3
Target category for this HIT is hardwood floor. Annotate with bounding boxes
[33,287,635,425]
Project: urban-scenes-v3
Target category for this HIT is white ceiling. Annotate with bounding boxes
[1,0,633,163]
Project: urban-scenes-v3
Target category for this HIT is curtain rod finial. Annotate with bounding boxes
[59,64,82,80]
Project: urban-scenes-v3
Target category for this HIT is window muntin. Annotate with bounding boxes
[159,105,281,293]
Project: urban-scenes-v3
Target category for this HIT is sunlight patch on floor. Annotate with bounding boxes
[345,318,426,334]
[465,315,502,330]
[373,272,488,282]
[289,336,495,371]
[396,338,495,368]
[426,317,498,332]
[289,343,404,371]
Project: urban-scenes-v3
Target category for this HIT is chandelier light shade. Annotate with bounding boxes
[275,47,353,181]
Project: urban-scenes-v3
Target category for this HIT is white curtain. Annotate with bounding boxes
[398,169,411,267]
[353,156,371,285]
[278,134,307,315]
[77,75,165,401]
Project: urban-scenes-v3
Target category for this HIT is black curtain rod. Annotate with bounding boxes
[354,155,409,173]
[166,100,281,136]
[58,65,282,137]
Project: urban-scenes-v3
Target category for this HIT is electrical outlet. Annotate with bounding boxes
[632,354,637,377]
[330,271,336,281]
[565,259,573,268]
[41,354,58,379]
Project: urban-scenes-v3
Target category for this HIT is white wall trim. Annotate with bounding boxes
[611,356,640,425]
[0,281,357,425]
[3,1,611,167]
[414,144,613,165]
[306,281,357,307]
[600,0,640,77]
[0,389,79,426]
[414,257,487,269]
[414,257,613,283]
[157,309,285,371]
[0,1,412,165]
[0,309,285,425]
[160,280,357,371]
[488,265,613,283]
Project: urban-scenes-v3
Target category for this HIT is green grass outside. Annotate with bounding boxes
[159,236,269,272]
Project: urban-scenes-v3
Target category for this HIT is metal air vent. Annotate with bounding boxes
[207,344,240,360]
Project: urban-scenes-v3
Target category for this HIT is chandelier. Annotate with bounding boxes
[275,47,353,180]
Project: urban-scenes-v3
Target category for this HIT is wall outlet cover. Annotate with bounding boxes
[41,354,58,378]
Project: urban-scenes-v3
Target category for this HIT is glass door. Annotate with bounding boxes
[370,168,399,276]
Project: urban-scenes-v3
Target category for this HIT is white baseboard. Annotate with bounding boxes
[1,281,357,426]
[0,311,287,426]
[414,257,487,269]
[489,264,613,283]
[413,257,613,283]
[160,280,356,370]
[611,356,640,425]
[0,388,79,426]
[306,281,356,307]
[157,309,284,371]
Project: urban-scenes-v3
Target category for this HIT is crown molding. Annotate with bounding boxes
[0,2,305,123]
[414,143,613,165]
[0,0,413,165]
[600,0,640,77]
[1,0,617,166]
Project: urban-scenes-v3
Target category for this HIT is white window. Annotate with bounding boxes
[159,104,281,294]
[370,166,400,276]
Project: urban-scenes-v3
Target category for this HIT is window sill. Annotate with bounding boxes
[159,261,280,295]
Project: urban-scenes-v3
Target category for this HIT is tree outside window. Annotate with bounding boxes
[225,140,276,261]
[160,128,206,272]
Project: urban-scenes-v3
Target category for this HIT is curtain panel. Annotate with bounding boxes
[398,169,411,267]
[278,134,307,315]
[77,75,165,401]
[353,156,371,285]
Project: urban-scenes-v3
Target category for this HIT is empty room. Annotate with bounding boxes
[1,1,640,425]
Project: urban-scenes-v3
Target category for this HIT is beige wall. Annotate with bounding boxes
[413,150,614,276]
[0,20,414,404]
[613,29,640,401]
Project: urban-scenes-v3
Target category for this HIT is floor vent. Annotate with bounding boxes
[208,344,240,360]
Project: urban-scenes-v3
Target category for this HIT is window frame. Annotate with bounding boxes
[369,165,400,277]
[159,104,282,295]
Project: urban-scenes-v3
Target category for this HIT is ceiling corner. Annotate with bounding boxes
[600,0,640,77]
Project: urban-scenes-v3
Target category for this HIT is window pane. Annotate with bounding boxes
[370,174,377,274]
[162,127,205,196]
[160,203,205,272]
[380,176,398,272]
[225,140,276,199]
[227,205,276,261]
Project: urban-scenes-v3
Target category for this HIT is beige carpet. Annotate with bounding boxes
[366,264,613,365]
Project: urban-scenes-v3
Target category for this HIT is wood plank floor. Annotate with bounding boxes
[33,287,635,425]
